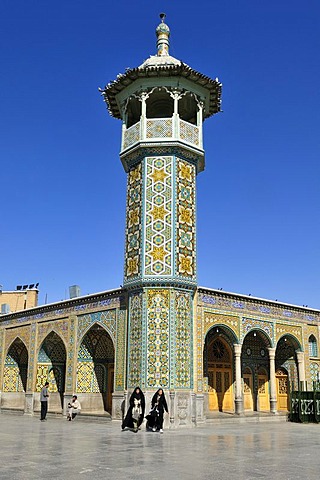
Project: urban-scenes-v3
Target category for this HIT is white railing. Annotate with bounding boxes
[122,116,201,151]
[122,122,140,150]
[179,119,200,147]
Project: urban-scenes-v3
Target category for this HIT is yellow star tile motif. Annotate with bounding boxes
[179,206,192,225]
[150,168,167,183]
[150,205,167,220]
[179,163,192,181]
[128,208,140,226]
[127,257,139,276]
[150,246,166,262]
[130,166,141,183]
[179,255,193,275]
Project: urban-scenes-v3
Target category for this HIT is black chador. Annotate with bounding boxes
[122,387,145,432]
[146,388,168,432]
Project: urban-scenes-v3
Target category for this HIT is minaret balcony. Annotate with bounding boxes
[121,115,202,153]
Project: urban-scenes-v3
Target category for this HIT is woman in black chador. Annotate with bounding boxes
[122,387,145,432]
[146,388,168,433]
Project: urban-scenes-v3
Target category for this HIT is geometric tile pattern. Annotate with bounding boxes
[128,292,143,388]
[242,317,273,344]
[76,362,100,393]
[76,326,114,393]
[115,308,127,391]
[124,163,142,280]
[77,311,116,344]
[275,323,302,346]
[123,122,140,150]
[144,156,173,276]
[203,312,239,340]
[3,366,24,392]
[4,326,30,354]
[310,362,319,383]
[174,291,192,388]
[176,158,196,280]
[146,119,173,139]
[179,119,199,146]
[3,338,28,392]
[37,320,69,350]
[36,331,66,393]
[146,289,170,388]
[66,315,76,393]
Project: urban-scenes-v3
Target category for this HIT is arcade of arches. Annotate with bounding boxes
[0,289,319,425]
[203,325,303,414]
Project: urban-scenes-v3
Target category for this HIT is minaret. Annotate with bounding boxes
[101,14,221,426]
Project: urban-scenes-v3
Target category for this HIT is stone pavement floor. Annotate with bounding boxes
[0,414,320,480]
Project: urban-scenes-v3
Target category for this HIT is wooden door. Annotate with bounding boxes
[258,370,269,411]
[276,369,289,411]
[243,370,253,411]
[208,368,233,411]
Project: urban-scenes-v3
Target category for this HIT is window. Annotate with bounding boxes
[308,335,318,357]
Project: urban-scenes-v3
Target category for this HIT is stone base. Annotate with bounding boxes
[63,394,74,416]
[112,392,125,420]
[270,399,277,414]
[195,393,205,424]
[123,389,197,428]
[235,397,244,415]
[24,393,34,415]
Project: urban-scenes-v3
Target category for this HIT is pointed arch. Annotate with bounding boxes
[204,323,238,345]
[36,331,66,409]
[3,337,28,393]
[38,328,68,353]
[203,327,234,412]
[78,321,116,350]
[275,335,299,391]
[277,333,302,352]
[76,323,115,414]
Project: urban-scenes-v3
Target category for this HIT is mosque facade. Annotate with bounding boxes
[0,16,319,427]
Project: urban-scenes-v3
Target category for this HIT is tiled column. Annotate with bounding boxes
[234,344,243,415]
[268,347,277,413]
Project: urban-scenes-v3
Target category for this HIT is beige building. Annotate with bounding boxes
[0,288,38,314]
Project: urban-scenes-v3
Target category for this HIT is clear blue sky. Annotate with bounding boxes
[1,1,319,308]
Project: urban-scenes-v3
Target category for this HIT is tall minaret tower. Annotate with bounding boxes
[101,14,221,426]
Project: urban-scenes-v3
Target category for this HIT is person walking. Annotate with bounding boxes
[40,381,49,421]
[146,388,168,433]
[122,386,145,432]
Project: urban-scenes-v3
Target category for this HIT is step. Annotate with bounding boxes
[205,412,288,424]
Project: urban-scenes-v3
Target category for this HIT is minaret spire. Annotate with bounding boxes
[156,13,170,56]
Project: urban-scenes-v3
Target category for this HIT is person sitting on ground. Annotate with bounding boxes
[67,395,81,421]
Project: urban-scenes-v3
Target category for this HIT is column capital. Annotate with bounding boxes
[268,347,276,359]
[233,343,242,356]
[296,350,304,363]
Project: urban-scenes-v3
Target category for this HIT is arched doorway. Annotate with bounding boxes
[276,367,289,411]
[76,323,115,414]
[2,338,28,410]
[203,330,234,412]
[242,330,271,411]
[276,336,299,392]
[36,332,66,411]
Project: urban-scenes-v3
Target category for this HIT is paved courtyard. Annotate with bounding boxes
[0,414,319,480]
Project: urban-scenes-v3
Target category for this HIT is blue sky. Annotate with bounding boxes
[1,1,319,308]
